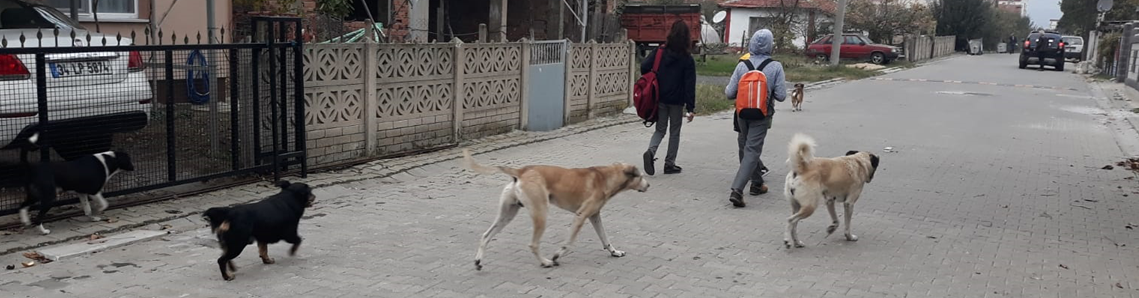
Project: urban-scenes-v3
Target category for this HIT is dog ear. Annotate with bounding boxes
[867,154,880,183]
[115,151,135,171]
[276,180,292,189]
[845,150,860,156]
[624,165,640,177]
[870,154,880,169]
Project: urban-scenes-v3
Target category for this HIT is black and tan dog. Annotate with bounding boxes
[203,181,316,281]
[463,149,650,270]
[782,133,879,249]
[790,83,805,111]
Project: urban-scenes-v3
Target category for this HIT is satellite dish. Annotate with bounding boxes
[1098,0,1113,12]
[712,11,727,24]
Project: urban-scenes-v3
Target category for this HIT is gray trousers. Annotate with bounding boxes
[648,104,684,166]
[733,116,771,191]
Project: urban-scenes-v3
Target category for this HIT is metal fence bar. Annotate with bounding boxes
[165,50,177,182]
[229,48,240,171]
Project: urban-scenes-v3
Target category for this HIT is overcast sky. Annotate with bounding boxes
[1028,0,1062,29]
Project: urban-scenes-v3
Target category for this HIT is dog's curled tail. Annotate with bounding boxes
[787,133,816,174]
[462,149,521,178]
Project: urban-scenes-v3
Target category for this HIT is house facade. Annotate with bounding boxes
[720,0,835,50]
[41,0,232,43]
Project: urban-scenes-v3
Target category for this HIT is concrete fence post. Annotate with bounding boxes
[1120,23,1134,81]
[519,39,531,130]
[586,40,598,119]
[362,40,379,154]
[452,38,466,141]
[563,40,573,125]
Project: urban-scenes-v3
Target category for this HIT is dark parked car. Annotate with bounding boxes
[804,34,900,65]
[1019,31,1065,71]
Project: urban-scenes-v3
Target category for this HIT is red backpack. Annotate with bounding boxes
[633,47,665,127]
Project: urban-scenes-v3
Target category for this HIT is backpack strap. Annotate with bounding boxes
[651,47,665,72]
[740,58,774,71]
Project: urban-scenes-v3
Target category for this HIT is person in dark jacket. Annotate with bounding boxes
[641,20,696,176]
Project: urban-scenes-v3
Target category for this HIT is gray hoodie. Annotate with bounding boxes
[725,29,787,116]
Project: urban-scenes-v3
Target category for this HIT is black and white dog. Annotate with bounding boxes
[14,133,136,234]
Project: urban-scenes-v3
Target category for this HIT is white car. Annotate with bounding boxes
[0,0,152,159]
[1061,35,1084,62]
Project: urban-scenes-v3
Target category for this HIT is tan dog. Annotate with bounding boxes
[790,83,805,111]
[463,149,650,270]
[782,134,879,249]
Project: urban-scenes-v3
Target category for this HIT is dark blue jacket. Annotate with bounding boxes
[640,48,696,113]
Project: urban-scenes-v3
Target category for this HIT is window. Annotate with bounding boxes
[747,16,776,39]
[843,36,863,45]
[44,0,137,19]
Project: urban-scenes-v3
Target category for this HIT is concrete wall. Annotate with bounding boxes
[301,39,634,166]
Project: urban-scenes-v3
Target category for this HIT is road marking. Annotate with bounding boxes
[872,77,1079,91]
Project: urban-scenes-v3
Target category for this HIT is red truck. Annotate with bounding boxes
[620,4,702,58]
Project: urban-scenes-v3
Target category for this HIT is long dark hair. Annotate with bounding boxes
[665,20,690,55]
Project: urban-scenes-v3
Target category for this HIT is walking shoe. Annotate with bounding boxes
[729,190,746,208]
[749,183,768,196]
[643,150,656,176]
[759,166,770,177]
[663,164,682,174]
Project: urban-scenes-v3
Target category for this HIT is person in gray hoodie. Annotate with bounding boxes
[724,29,787,208]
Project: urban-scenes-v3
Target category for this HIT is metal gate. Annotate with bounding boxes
[0,17,306,219]
[525,40,567,131]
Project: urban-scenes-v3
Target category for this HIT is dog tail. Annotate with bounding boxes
[788,133,816,174]
[462,149,522,178]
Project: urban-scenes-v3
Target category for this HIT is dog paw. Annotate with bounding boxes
[223,273,235,281]
[540,259,557,268]
[88,216,103,222]
[38,228,51,235]
[826,225,838,235]
[609,250,626,257]
[474,260,483,271]
[783,240,792,249]
[845,234,859,242]
[794,241,805,248]
[261,257,276,264]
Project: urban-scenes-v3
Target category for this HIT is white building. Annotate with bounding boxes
[720,0,836,50]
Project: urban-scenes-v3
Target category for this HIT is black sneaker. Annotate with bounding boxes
[729,190,746,208]
[643,150,656,176]
[749,183,768,196]
[663,165,682,174]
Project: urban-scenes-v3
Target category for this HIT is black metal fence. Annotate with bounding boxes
[0,17,306,218]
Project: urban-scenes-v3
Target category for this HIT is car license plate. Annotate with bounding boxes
[50,61,112,78]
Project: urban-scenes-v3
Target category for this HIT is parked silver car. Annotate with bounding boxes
[1061,35,1084,62]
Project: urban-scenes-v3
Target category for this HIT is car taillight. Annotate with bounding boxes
[0,54,30,81]
[128,51,144,72]
[1024,40,1030,48]
[1059,42,1065,48]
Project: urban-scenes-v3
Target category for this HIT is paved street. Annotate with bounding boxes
[4,54,1139,297]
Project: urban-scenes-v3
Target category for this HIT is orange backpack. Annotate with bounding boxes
[735,59,775,120]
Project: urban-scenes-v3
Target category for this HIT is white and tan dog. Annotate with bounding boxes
[463,149,650,270]
[782,134,880,249]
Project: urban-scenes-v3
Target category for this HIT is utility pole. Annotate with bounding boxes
[829,0,848,66]
[69,0,79,21]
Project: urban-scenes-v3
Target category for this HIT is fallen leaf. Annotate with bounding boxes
[104,218,119,224]
[1085,199,1099,203]
[1117,282,1124,289]
[1104,165,1116,170]
[160,224,173,230]
[21,261,34,268]
[1059,264,1069,269]
[5,264,13,270]
[88,233,105,241]
[927,236,938,239]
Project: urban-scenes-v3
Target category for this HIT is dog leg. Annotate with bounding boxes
[520,187,556,268]
[785,199,814,249]
[78,195,93,218]
[217,246,246,281]
[843,202,858,242]
[552,202,601,264]
[92,192,109,218]
[258,241,275,264]
[825,198,839,236]
[474,183,522,271]
[588,213,625,257]
[285,235,303,257]
[33,206,51,235]
[18,206,31,226]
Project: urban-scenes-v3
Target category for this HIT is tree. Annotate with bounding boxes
[932,0,993,50]
[772,0,803,52]
[846,0,935,44]
[1058,0,1096,36]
